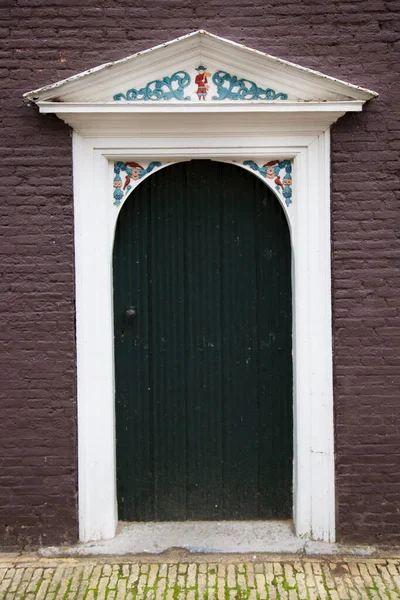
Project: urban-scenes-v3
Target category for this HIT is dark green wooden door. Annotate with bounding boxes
[114,160,292,521]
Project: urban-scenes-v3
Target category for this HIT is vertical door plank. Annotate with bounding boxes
[149,164,187,520]
[185,161,224,519]
[114,184,153,520]
[220,165,259,519]
[255,181,293,518]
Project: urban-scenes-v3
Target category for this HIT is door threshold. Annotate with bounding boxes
[113,520,303,555]
[40,521,377,557]
[53,521,313,555]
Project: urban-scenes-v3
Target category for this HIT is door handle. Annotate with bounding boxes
[125,306,137,319]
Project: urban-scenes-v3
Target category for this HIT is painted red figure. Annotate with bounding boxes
[195,65,211,101]
[274,175,284,190]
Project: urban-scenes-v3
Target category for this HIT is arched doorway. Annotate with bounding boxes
[113,160,292,521]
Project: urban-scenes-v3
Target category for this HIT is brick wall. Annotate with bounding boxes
[0,0,398,547]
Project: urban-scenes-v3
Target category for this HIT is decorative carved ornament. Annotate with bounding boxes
[114,68,288,102]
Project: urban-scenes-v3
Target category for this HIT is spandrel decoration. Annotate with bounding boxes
[243,160,293,206]
[113,161,163,206]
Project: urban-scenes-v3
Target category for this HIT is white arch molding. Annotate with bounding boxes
[73,130,334,543]
[24,31,377,544]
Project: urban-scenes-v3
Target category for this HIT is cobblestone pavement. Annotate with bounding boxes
[1,554,400,599]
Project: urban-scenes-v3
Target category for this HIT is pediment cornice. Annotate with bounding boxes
[24,30,377,135]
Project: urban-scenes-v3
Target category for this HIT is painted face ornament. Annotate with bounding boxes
[113,175,124,206]
[123,162,144,190]
[283,174,292,187]
[195,65,211,101]
[282,176,292,206]
[263,160,280,179]
[266,167,275,179]
[282,167,293,206]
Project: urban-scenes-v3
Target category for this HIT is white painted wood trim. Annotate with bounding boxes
[74,139,118,541]
[37,100,363,113]
[74,126,336,544]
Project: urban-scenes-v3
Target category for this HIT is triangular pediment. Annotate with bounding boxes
[25,30,376,105]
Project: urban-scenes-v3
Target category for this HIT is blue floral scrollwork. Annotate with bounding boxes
[212,71,288,101]
[113,161,162,206]
[114,71,191,101]
[244,160,293,206]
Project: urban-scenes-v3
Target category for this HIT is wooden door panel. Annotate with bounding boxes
[113,160,292,521]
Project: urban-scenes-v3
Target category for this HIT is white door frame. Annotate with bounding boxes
[73,127,335,543]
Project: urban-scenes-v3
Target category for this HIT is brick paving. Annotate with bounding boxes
[1,555,400,599]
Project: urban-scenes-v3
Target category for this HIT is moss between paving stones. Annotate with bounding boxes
[0,558,399,599]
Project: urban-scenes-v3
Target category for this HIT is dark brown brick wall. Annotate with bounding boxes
[0,0,399,547]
